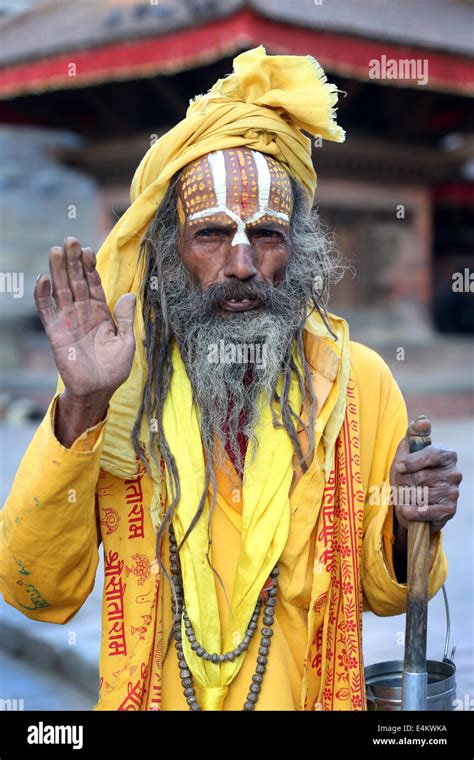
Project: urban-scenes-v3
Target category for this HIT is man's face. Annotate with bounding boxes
[176,148,293,314]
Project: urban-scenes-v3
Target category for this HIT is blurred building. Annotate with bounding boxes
[0,0,38,17]
[0,0,473,407]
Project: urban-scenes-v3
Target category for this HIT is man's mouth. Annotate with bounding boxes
[220,298,261,313]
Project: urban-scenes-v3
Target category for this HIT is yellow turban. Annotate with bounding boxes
[77,44,345,482]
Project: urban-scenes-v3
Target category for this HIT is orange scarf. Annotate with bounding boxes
[304,378,366,710]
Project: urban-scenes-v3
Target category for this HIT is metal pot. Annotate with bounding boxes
[365,585,456,711]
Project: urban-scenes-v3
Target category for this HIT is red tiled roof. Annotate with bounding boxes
[0,0,472,66]
[0,0,472,98]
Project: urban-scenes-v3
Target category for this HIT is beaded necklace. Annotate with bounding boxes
[169,524,279,710]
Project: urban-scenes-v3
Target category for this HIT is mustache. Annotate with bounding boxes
[199,280,275,311]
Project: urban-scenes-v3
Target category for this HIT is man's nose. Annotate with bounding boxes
[224,243,258,280]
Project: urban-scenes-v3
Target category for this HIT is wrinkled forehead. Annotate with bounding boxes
[177,148,293,226]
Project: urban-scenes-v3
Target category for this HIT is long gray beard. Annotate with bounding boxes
[161,262,309,473]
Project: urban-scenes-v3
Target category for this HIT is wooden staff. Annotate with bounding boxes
[401,415,431,711]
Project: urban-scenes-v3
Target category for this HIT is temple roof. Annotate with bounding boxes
[0,0,472,99]
[0,0,472,66]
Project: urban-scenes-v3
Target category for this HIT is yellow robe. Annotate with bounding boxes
[0,331,446,710]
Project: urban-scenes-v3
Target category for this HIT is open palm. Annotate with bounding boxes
[34,237,136,400]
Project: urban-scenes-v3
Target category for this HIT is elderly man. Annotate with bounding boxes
[0,48,461,711]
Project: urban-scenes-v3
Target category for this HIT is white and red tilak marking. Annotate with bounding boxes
[179,148,291,246]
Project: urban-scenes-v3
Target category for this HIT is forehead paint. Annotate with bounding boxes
[178,149,292,246]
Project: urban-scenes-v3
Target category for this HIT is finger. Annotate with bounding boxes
[397,510,453,532]
[392,466,462,491]
[50,245,74,309]
[64,237,89,302]
[34,274,55,326]
[396,499,456,524]
[82,247,108,303]
[394,445,457,474]
[113,293,136,341]
[408,415,432,438]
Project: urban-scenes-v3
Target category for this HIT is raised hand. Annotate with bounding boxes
[34,237,136,445]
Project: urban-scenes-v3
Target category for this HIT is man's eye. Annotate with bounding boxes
[196,227,222,237]
[256,228,282,239]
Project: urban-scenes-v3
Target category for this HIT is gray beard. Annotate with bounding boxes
[161,261,308,473]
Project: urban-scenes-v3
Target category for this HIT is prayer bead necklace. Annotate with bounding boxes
[169,524,278,711]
